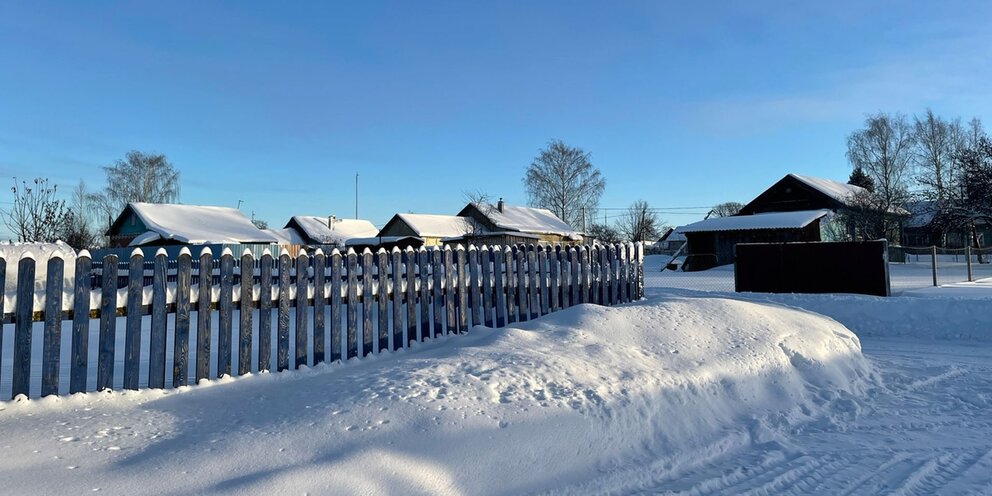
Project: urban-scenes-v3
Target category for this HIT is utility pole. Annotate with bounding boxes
[355,173,359,219]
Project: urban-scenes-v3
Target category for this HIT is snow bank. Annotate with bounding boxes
[0,296,871,495]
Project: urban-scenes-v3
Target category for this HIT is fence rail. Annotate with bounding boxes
[0,242,643,400]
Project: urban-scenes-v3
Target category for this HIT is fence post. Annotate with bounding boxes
[42,255,65,397]
[238,251,254,376]
[931,245,938,287]
[391,248,403,350]
[331,249,343,362]
[70,251,91,393]
[346,248,358,359]
[124,249,144,390]
[277,249,291,371]
[148,249,168,388]
[406,248,418,346]
[313,249,326,364]
[174,248,192,387]
[966,245,973,282]
[196,248,214,382]
[98,253,118,391]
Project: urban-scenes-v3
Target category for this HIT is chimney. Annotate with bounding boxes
[328,215,336,229]
[497,197,504,213]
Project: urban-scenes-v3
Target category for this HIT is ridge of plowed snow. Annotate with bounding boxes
[0,296,872,495]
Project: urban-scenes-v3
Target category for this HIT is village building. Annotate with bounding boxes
[282,215,379,248]
[901,200,990,248]
[454,198,582,246]
[376,213,473,248]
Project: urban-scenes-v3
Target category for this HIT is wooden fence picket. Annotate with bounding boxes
[619,244,628,303]
[12,256,36,398]
[419,248,431,341]
[42,256,64,397]
[124,250,143,390]
[149,250,168,388]
[362,249,374,356]
[469,246,481,327]
[504,246,515,324]
[516,246,528,321]
[405,248,417,346]
[238,252,254,376]
[70,252,91,393]
[295,250,309,368]
[314,250,326,364]
[277,250,291,371]
[258,251,273,371]
[196,249,213,382]
[457,245,468,333]
[549,247,559,313]
[444,246,455,334]
[218,250,234,378]
[330,249,343,362]
[481,246,494,327]
[174,250,192,386]
[538,246,549,316]
[0,256,4,392]
[346,249,358,359]
[600,245,609,306]
[97,254,117,391]
[377,249,389,352]
[391,249,403,350]
[528,246,539,320]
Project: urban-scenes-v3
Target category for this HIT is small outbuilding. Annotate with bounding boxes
[677,210,831,271]
[376,213,472,247]
[455,199,582,246]
[283,215,379,248]
[106,203,278,248]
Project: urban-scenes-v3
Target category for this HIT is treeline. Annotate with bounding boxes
[842,110,990,245]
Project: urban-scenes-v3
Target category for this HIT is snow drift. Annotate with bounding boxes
[0,296,872,495]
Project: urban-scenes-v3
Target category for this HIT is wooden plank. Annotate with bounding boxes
[313,250,326,364]
[238,252,254,376]
[481,246,493,327]
[258,251,273,371]
[432,248,443,338]
[173,250,192,387]
[376,249,388,352]
[330,250,343,362]
[41,256,64,397]
[418,248,430,341]
[619,244,628,303]
[295,251,309,369]
[578,246,588,304]
[12,256,36,398]
[70,253,91,393]
[516,245,528,321]
[362,249,374,356]
[628,242,637,300]
[346,249,358,359]
[149,250,168,388]
[124,250,143,390]
[528,245,540,319]
[391,248,403,350]
[97,254,118,391]
[277,251,291,371]
[538,246,549,316]
[456,245,468,333]
[635,242,643,300]
[218,250,234,377]
[196,250,213,383]
[610,245,619,305]
[589,245,599,305]
[570,247,579,306]
[469,245,481,327]
[549,247,559,313]
[444,246,455,334]
[405,248,417,347]
[504,246,515,324]
[0,257,4,392]
[600,245,609,305]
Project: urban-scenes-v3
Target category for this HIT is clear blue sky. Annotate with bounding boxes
[2,1,990,238]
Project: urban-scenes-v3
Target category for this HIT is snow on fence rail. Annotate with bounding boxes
[0,242,643,400]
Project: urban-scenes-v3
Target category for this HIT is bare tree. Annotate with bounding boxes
[586,223,621,244]
[92,150,181,230]
[523,140,605,231]
[846,112,915,240]
[1,177,73,243]
[913,109,964,203]
[617,200,661,242]
[461,189,494,237]
[711,201,744,217]
[61,180,99,249]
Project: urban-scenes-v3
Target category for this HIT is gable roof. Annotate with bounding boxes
[109,203,278,245]
[458,203,580,238]
[788,174,865,206]
[677,210,831,233]
[286,216,379,245]
[264,227,307,245]
[388,213,473,238]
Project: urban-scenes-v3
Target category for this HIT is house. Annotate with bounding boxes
[283,215,379,248]
[376,213,473,247]
[737,174,868,215]
[678,210,830,271]
[656,227,686,254]
[106,203,278,248]
[454,198,582,246]
[901,200,990,248]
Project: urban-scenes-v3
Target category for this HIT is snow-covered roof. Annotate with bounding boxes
[473,204,579,238]
[677,210,831,234]
[287,216,379,245]
[660,228,686,243]
[264,227,306,245]
[120,203,278,245]
[345,236,421,247]
[903,201,938,229]
[395,214,473,238]
[789,174,865,206]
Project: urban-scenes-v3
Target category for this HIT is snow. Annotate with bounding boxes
[790,173,865,206]
[264,227,306,245]
[0,295,872,494]
[123,203,278,245]
[395,213,472,238]
[677,209,831,233]
[288,216,379,245]
[476,204,580,238]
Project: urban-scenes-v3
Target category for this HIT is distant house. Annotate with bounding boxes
[678,210,830,271]
[455,199,582,246]
[656,227,686,253]
[283,216,379,248]
[376,213,473,247]
[106,203,278,247]
[901,200,990,248]
[737,174,869,215]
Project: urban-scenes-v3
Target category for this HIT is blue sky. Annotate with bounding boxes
[1,1,990,237]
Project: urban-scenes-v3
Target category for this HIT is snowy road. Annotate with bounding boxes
[616,338,992,495]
